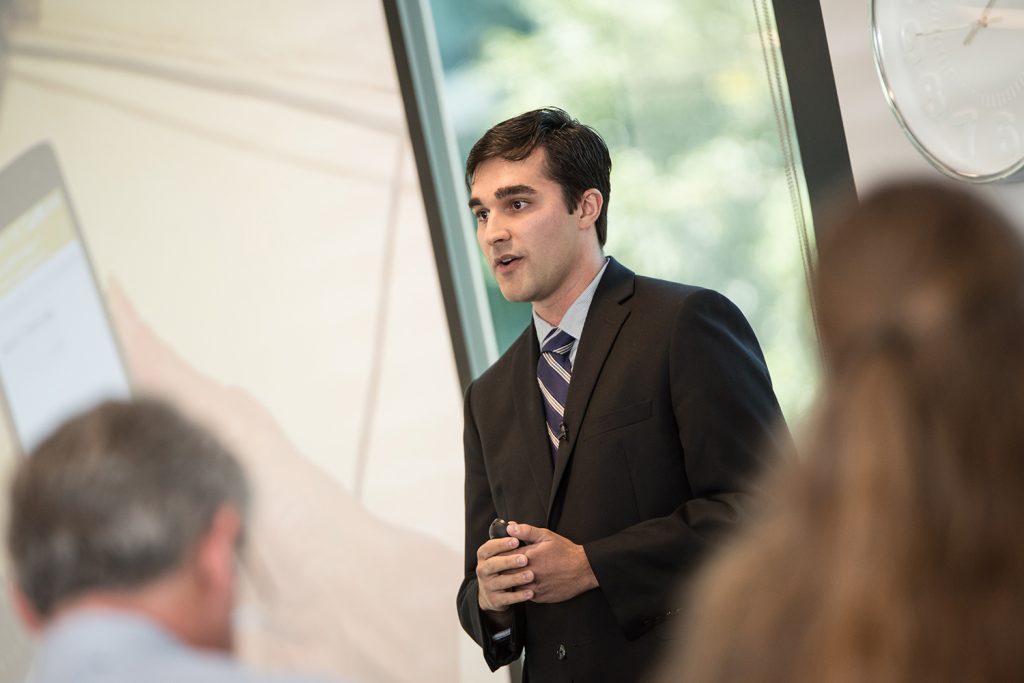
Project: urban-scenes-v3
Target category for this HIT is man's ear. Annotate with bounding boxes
[10,583,43,634]
[576,188,604,230]
[194,504,243,596]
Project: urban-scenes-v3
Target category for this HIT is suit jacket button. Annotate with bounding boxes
[556,644,567,660]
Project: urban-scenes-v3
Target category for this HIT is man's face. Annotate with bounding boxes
[469,150,593,310]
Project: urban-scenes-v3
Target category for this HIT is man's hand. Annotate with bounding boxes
[476,537,535,613]
[507,523,599,603]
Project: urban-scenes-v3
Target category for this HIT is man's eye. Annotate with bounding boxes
[474,210,489,222]
[510,200,527,211]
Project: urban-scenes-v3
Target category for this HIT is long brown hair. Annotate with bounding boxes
[658,180,1024,682]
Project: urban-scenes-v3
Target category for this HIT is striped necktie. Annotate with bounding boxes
[537,328,574,461]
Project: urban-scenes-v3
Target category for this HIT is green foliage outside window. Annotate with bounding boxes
[431,0,819,425]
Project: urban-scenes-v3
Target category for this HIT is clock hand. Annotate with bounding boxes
[915,15,1003,38]
[979,0,999,20]
[964,0,999,45]
[916,22,976,37]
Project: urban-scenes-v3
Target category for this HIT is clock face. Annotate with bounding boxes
[872,0,1024,182]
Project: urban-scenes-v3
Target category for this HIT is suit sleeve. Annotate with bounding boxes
[583,288,789,639]
[456,380,525,670]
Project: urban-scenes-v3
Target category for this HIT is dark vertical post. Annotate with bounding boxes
[773,0,858,234]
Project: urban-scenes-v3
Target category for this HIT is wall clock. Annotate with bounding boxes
[872,0,1024,182]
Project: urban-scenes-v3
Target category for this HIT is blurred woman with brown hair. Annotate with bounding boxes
[656,180,1024,683]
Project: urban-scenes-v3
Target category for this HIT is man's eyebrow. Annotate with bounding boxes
[468,184,538,210]
[495,184,537,200]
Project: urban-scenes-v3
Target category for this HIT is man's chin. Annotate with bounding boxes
[494,271,539,304]
[497,286,531,304]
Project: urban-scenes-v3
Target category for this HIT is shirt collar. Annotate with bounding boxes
[533,257,609,346]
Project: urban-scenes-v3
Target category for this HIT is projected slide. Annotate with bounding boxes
[0,3,476,683]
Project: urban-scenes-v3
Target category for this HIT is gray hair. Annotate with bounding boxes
[6,398,250,617]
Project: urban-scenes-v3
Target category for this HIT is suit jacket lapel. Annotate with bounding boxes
[546,258,635,522]
[511,327,554,511]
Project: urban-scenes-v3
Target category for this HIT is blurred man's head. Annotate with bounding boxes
[6,398,249,652]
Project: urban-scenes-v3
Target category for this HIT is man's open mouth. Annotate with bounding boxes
[494,255,522,269]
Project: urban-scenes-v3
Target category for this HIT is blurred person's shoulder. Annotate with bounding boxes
[23,611,348,683]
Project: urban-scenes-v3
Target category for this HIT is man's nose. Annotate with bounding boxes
[483,216,510,245]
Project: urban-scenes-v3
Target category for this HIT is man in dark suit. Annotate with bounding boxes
[457,107,788,682]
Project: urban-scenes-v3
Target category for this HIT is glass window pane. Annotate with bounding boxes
[429,0,818,425]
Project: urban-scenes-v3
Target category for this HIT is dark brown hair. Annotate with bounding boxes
[657,180,1024,682]
[466,107,612,246]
